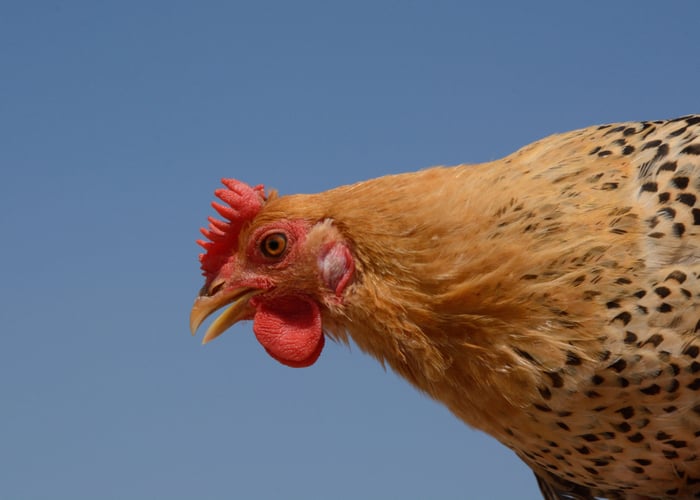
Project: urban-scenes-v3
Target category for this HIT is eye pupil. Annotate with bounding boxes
[261,233,287,257]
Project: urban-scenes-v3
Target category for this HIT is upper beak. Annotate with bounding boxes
[189,287,260,344]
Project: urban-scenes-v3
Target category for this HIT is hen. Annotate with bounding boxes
[190,115,700,499]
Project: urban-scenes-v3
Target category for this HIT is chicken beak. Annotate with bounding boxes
[189,288,260,344]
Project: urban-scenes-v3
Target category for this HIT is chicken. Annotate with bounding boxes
[190,115,700,499]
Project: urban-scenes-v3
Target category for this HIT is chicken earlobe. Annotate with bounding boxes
[318,241,354,296]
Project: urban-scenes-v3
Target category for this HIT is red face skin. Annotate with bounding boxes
[241,220,328,368]
[192,196,354,368]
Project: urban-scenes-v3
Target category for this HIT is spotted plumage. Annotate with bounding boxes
[191,115,700,500]
[489,115,700,499]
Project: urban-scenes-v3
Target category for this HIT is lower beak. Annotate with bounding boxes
[189,288,260,344]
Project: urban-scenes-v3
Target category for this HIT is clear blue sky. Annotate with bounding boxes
[2,2,698,499]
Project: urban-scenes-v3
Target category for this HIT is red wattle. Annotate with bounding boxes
[252,297,324,368]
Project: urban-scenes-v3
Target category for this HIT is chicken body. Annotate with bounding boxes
[191,115,700,499]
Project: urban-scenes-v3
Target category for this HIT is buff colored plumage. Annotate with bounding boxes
[191,115,700,499]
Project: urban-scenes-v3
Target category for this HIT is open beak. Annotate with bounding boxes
[189,287,260,344]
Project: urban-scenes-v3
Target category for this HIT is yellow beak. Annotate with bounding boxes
[189,288,260,344]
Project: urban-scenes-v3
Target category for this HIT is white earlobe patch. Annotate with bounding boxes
[319,242,354,296]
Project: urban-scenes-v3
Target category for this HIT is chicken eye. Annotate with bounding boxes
[261,233,287,258]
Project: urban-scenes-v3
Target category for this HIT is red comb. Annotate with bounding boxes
[197,179,267,278]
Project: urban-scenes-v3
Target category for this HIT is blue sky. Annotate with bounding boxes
[2,2,699,499]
